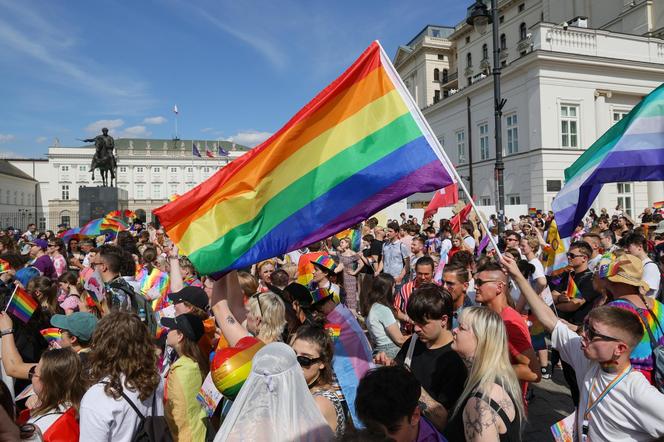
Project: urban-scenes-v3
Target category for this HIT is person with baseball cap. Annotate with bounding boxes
[604,253,664,387]
[169,286,215,358]
[28,239,56,280]
[161,313,208,441]
[51,312,98,358]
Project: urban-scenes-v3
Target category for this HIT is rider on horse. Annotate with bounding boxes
[83,128,117,186]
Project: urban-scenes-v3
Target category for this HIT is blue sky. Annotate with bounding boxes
[0,0,469,158]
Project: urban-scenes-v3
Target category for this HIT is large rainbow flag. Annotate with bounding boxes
[552,82,664,238]
[154,41,456,275]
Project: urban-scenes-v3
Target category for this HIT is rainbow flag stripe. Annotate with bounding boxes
[324,323,342,339]
[6,286,39,324]
[566,275,581,300]
[136,267,170,311]
[0,259,11,274]
[154,41,455,275]
[40,327,61,343]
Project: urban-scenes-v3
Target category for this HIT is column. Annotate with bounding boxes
[594,90,613,212]
[648,182,664,206]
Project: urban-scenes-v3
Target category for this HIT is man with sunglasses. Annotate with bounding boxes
[473,261,541,405]
[502,254,664,441]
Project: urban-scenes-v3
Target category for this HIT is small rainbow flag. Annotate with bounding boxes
[5,286,39,324]
[528,207,537,217]
[0,259,11,274]
[136,267,170,312]
[324,323,341,339]
[653,201,664,209]
[335,227,361,252]
[565,275,581,300]
[40,328,61,344]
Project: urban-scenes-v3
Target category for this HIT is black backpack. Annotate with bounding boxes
[120,389,173,442]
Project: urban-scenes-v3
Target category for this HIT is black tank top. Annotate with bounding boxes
[444,390,521,441]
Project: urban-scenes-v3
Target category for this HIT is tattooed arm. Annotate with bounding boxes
[462,396,500,442]
[211,299,251,347]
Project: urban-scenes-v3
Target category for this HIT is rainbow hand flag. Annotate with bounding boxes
[5,286,39,323]
[40,327,62,344]
[565,275,581,300]
[335,227,361,252]
[154,41,456,275]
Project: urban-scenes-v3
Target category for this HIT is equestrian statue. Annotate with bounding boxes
[80,128,117,187]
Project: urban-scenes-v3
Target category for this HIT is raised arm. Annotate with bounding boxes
[500,255,558,332]
[211,272,251,347]
[166,244,184,293]
[0,312,36,379]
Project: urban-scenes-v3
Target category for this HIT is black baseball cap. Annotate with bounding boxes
[284,283,314,309]
[161,313,204,341]
[168,286,209,310]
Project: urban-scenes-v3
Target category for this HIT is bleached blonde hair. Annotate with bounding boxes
[452,306,525,423]
[248,291,286,344]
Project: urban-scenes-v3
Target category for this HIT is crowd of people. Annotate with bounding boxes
[0,206,663,441]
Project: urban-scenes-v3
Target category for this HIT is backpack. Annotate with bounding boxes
[624,298,664,393]
[120,388,173,442]
[108,278,158,336]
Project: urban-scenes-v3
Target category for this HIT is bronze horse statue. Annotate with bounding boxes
[82,128,117,187]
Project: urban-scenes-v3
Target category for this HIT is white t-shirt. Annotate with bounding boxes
[529,258,553,306]
[439,238,452,265]
[552,321,664,441]
[79,379,164,442]
[366,303,398,347]
[642,259,660,298]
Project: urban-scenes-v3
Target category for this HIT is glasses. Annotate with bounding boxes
[28,366,40,380]
[474,278,503,287]
[251,293,264,317]
[582,322,621,343]
[48,243,56,247]
[506,237,519,242]
[296,355,321,367]
[567,253,586,260]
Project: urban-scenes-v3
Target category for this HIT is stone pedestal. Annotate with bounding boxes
[79,187,129,226]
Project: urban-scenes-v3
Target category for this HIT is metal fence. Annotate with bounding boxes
[0,211,79,232]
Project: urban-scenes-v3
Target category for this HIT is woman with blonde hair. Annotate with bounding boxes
[446,306,524,441]
[255,259,276,293]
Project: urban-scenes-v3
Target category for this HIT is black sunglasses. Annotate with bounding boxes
[582,322,621,343]
[251,292,264,317]
[296,355,321,367]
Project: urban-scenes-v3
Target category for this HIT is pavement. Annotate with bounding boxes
[523,369,576,441]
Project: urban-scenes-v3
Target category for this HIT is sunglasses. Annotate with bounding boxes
[506,237,519,242]
[251,293,264,317]
[567,252,586,259]
[582,322,621,343]
[474,278,503,287]
[296,355,321,367]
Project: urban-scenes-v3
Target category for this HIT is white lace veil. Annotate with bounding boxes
[214,342,334,442]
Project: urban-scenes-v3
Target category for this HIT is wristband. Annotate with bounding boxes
[1,328,13,337]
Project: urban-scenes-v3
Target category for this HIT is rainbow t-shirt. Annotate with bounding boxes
[608,299,664,378]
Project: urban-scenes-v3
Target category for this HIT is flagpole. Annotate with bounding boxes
[376,41,502,258]
[3,285,18,312]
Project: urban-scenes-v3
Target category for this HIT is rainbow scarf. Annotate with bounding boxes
[154,41,455,276]
[5,286,38,324]
[566,275,581,300]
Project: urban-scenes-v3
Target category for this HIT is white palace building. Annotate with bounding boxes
[395,0,664,218]
[3,139,248,230]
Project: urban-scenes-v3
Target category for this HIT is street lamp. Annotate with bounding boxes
[466,0,506,233]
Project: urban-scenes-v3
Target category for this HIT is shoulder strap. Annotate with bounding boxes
[404,336,418,368]
[119,390,146,421]
[470,392,512,426]
[31,411,65,423]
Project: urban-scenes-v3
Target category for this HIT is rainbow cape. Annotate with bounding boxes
[5,286,39,324]
[565,275,581,300]
[136,266,170,311]
[154,41,455,275]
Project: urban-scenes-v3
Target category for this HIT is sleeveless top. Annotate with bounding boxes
[444,390,521,441]
[312,388,346,438]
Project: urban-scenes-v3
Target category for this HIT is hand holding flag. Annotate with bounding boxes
[5,286,39,324]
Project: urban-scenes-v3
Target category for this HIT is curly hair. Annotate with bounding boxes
[33,348,85,416]
[86,311,159,401]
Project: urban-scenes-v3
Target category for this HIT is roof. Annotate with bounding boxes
[405,24,455,47]
[0,160,36,181]
[77,138,251,152]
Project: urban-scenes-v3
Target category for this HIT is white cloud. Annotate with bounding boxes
[200,127,213,133]
[85,119,124,135]
[120,125,151,138]
[35,136,48,143]
[226,130,272,147]
[143,116,166,125]
[0,133,16,143]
